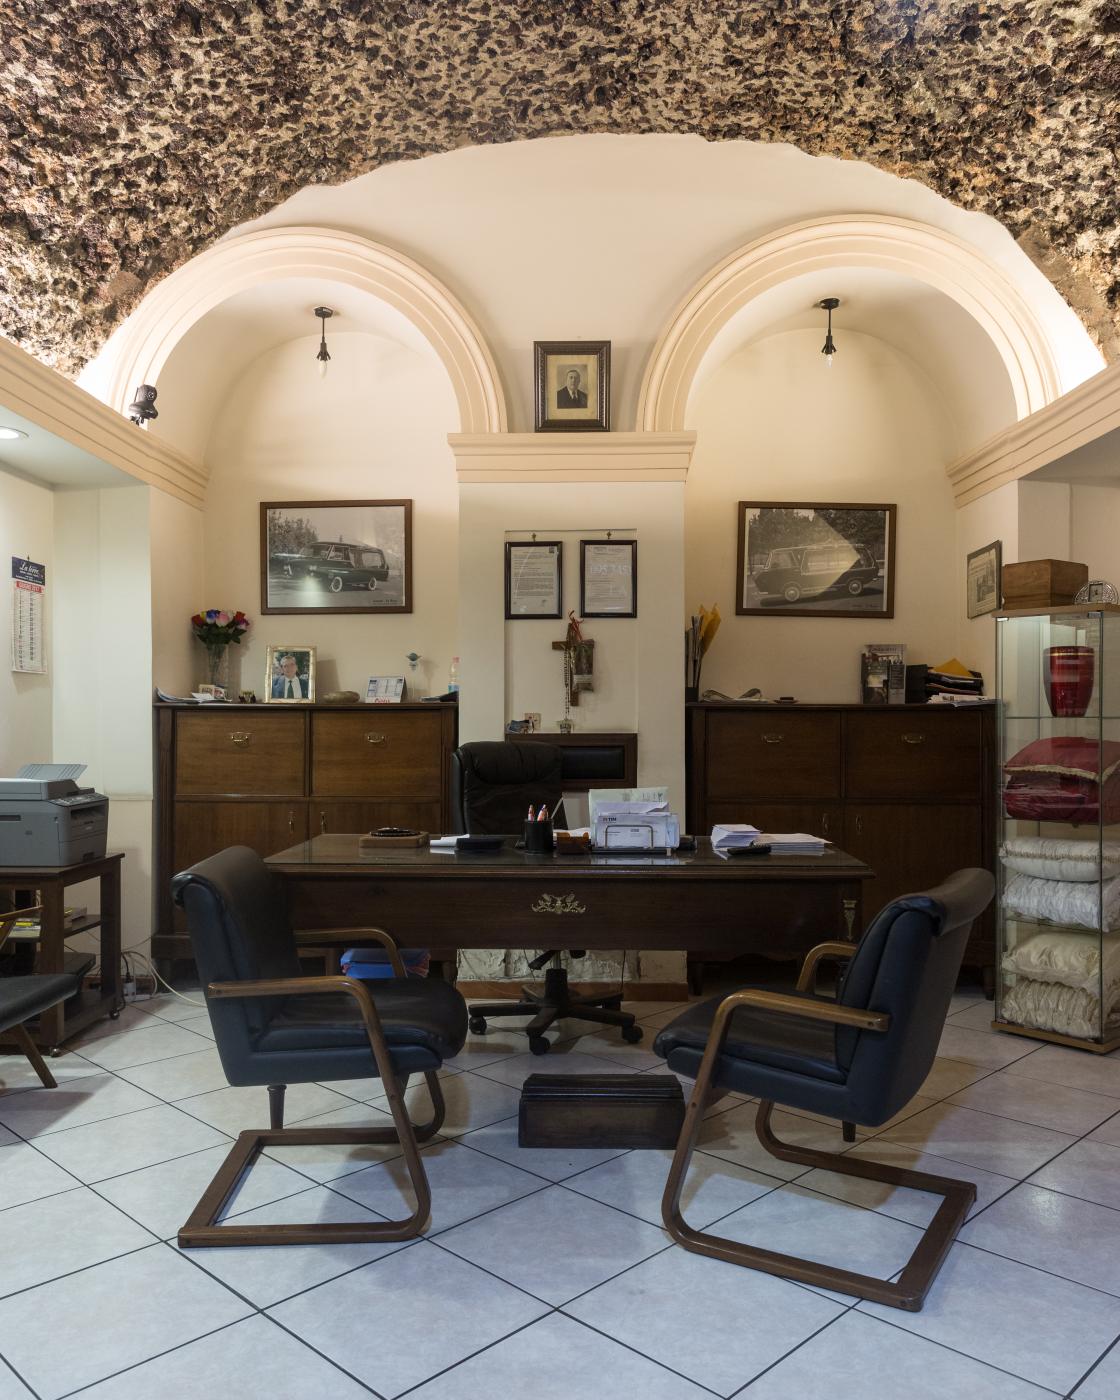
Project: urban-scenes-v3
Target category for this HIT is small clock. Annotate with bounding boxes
[1074,580,1119,605]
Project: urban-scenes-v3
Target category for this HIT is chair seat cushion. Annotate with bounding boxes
[0,974,79,1031]
[255,977,468,1059]
[652,991,845,1086]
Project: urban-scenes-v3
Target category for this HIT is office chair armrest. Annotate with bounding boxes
[723,988,889,1033]
[795,940,858,995]
[291,926,406,977]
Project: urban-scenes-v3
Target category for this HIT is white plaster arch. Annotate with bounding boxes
[637,216,1066,432]
[87,226,507,433]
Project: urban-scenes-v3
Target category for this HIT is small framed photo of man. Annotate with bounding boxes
[265,645,316,703]
[534,341,610,432]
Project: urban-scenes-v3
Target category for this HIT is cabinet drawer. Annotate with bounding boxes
[845,712,981,800]
[311,712,443,797]
[706,711,841,799]
[175,712,306,796]
[314,800,442,836]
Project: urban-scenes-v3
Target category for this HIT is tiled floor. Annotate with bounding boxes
[4,989,1120,1397]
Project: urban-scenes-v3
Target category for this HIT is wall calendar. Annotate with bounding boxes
[11,556,46,674]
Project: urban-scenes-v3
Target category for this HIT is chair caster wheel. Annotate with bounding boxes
[109,1009,121,1020]
[528,1035,550,1056]
[621,1025,643,1044]
[468,1016,488,1035]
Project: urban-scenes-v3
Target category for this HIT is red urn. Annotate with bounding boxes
[1043,646,1095,717]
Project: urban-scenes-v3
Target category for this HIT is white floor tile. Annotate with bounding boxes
[96,1143,313,1240]
[0,1049,102,1096]
[470,1047,626,1088]
[333,1136,546,1233]
[960,1182,1120,1295]
[261,1099,407,1183]
[0,1073,162,1139]
[744,1309,1055,1399]
[438,1182,668,1304]
[784,1094,931,1136]
[860,1241,1120,1394]
[133,992,208,1024]
[442,1021,541,1070]
[31,1103,228,1183]
[116,1046,229,1100]
[406,1310,714,1399]
[948,1000,1003,1032]
[175,1081,354,1134]
[0,1360,34,1400]
[696,1102,847,1181]
[172,1013,216,1040]
[75,1019,214,1071]
[919,1055,991,1099]
[370,1070,522,1136]
[938,1024,1040,1070]
[1030,1139,1120,1212]
[556,1030,664,1069]
[74,1314,374,1399]
[1085,1111,1120,1149]
[180,1185,415,1306]
[0,1141,80,1212]
[269,1241,549,1397]
[0,1187,154,1296]
[949,1070,1119,1135]
[457,1113,632,1181]
[1074,1339,1120,1399]
[0,1244,251,1399]
[1005,1042,1120,1099]
[71,1005,155,1042]
[873,1102,1075,1179]
[566,1242,843,1396]
[566,1144,780,1228]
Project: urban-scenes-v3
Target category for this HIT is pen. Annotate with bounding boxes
[536,804,548,822]
[527,804,534,821]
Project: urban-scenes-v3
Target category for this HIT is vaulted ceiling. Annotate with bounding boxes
[2,0,1118,375]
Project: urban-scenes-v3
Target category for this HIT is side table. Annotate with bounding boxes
[0,852,124,1053]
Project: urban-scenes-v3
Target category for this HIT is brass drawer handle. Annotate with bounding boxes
[761,733,784,744]
[901,733,925,745]
[228,732,251,746]
[365,732,386,744]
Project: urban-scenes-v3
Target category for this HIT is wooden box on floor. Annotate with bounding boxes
[519,1073,685,1148]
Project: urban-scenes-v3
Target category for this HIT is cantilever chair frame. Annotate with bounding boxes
[0,904,60,1090]
[662,939,976,1312]
[179,926,446,1249]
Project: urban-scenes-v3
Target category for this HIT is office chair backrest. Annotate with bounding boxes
[450,741,565,834]
[835,868,995,1126]
[172,846,303,1060]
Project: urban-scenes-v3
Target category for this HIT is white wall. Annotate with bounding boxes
[150,489,204,697]
[686,329,960,701]
[0,468,53,773]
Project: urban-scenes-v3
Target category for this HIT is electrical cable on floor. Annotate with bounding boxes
[118,944,205,1007]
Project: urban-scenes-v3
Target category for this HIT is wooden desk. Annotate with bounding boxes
[267,835,873,958]
[0,853,124,1052]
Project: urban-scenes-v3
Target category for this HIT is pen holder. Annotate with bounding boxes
[523,820,555,854]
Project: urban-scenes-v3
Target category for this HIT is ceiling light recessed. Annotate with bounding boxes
[0,426,28,441]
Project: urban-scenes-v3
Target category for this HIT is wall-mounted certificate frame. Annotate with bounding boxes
[580,539,637,618]
[505,541,563,619]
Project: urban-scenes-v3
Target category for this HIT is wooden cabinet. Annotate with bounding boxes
[155,702,457,967]
[688,702,996,977]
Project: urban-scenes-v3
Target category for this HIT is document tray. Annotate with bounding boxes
[519,1073,685,1149]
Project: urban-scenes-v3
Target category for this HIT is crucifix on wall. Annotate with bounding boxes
[552,611,595,725]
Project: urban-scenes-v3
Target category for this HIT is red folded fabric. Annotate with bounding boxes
[1004,736,1120,824]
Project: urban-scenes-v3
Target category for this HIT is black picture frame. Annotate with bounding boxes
[580,539,637,618]
[261,499,412,615]
[505,540,564,619]
[966,539,1002,619]
[534,340,610,432]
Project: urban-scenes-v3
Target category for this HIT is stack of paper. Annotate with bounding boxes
[758,832,830,853]
[711,824,761,850]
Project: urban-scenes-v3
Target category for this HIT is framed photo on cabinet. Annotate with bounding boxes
[533,341,610,431]
[736,502,896,619]
[580,539,637,618]
[265,645,316,703]
[505,541,563,619]
[260,499,412,615]
[966,539,1002,619]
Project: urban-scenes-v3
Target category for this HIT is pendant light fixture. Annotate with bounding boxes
[314,306,334,377]
[818,297,840,368]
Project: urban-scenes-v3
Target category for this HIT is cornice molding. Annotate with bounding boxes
[948,361,1120,505]
[0,334,207,507]
[449,431,696,483]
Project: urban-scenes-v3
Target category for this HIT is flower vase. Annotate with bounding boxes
[204,642,231,692]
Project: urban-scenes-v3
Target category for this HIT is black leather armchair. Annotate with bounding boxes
[654,868,995,1312]
[0,903,78,1091]
[171,845,467,1248]
[451,741,641,1054]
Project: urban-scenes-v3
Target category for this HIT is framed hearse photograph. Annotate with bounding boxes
[505,540,563,619]
[534,341,610,432]
[580,538,637,618]
[265,645,316,703]
[261,499,412,615]
[966,539,1002,619]
[737,502,896,619]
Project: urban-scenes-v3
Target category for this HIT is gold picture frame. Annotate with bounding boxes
[264,645,317,703]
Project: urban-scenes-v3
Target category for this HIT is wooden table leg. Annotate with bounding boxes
[36,880,66,1053]
[100,863,123,1019]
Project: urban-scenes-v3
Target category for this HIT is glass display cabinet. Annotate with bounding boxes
[996,605,1120,1051]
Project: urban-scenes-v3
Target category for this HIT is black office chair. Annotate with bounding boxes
[451,740,641,1055]
[654,868,995,1312]
[171,845,467,1248]
[0,902,79,1090]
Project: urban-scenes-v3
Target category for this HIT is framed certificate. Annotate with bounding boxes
[505,541,563,619]
[580,539,637,618]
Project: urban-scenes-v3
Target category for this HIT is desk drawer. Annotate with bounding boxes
[311,712,442,797]
[706,711,841,799]
[175,712,305,796]
[844,711,981,800]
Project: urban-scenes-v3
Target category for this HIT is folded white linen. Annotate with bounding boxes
[1000,835,1120,883]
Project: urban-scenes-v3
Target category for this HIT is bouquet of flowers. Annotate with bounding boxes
[191,609,250,647]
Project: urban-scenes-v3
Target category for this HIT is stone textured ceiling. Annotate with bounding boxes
[2,1,1119,376]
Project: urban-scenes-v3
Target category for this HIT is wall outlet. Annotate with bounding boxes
[122,979,138,1000]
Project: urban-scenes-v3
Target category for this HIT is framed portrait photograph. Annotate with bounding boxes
[533,340,610,432]
[265,645,316,703]
[580,539,637,618]
[737,502,896,619]
[261,499,412,615]
[966,540,1002,618]
[505,541,563,619]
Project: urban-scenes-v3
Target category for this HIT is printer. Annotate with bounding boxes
[0,764,109,867]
